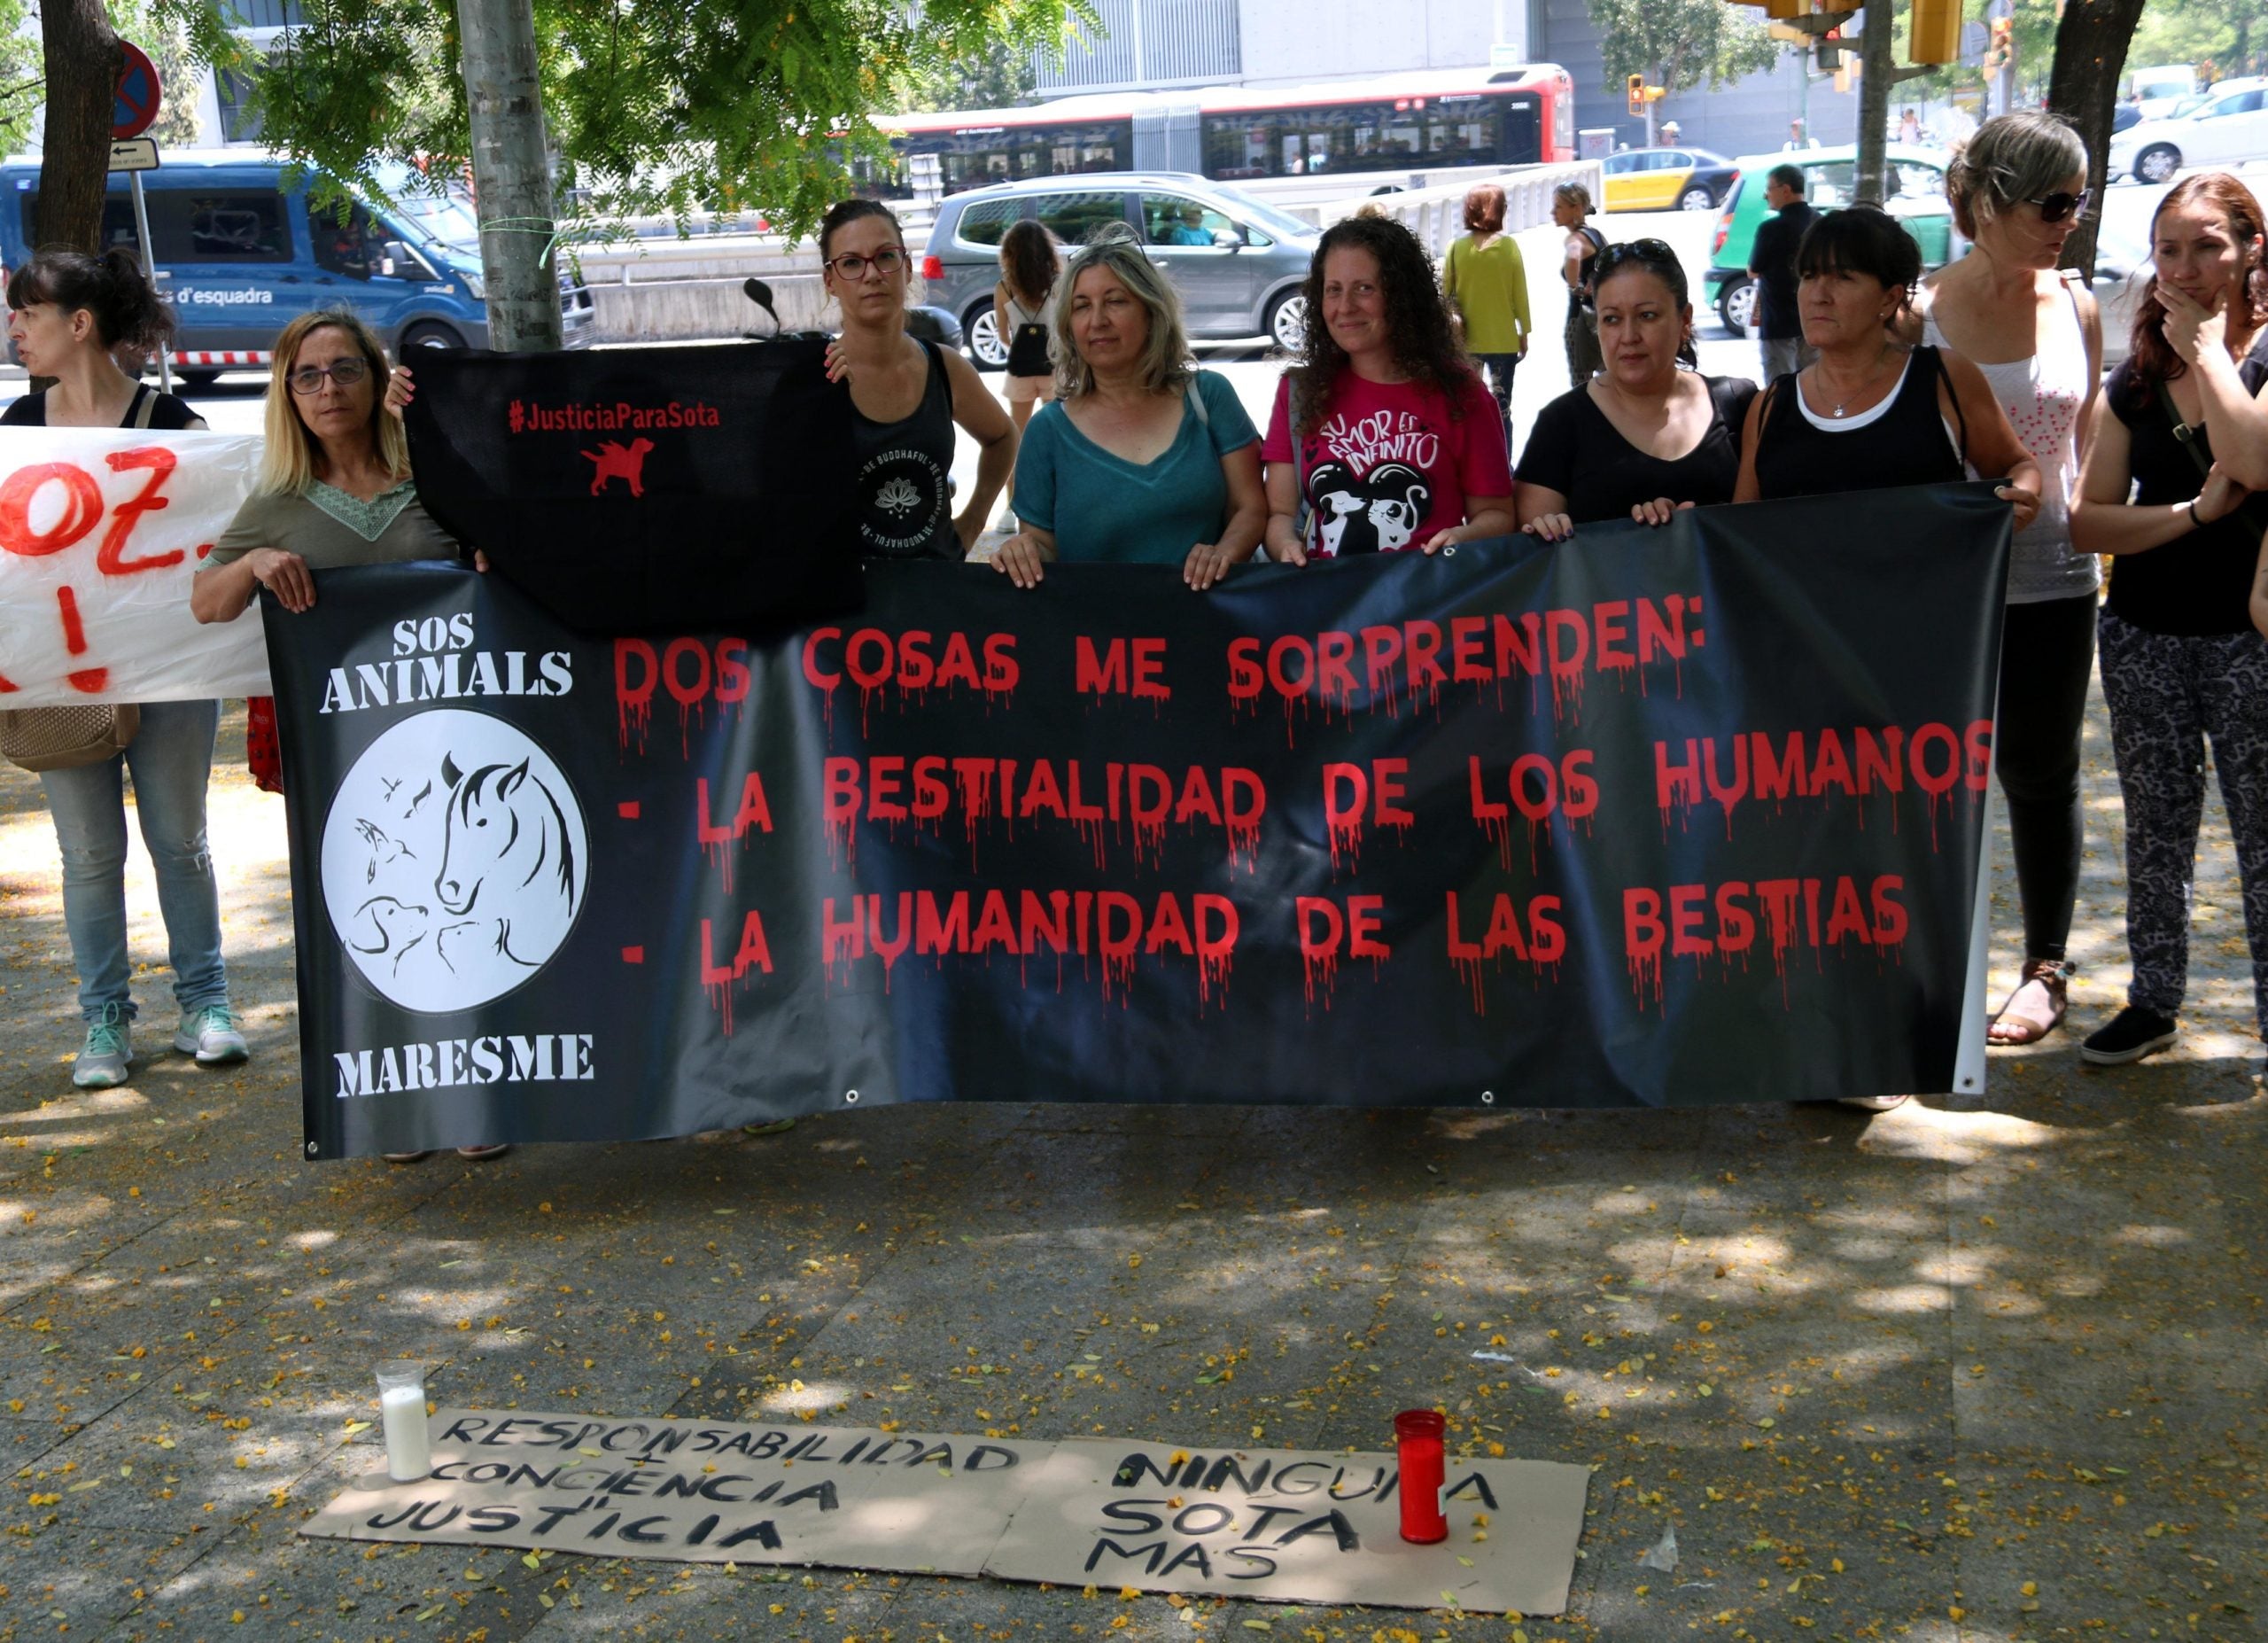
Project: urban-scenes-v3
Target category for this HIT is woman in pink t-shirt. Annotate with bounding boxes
[1261,214,1515,561]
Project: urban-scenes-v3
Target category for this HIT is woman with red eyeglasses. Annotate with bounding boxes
[1908,113,2104,1047]
[818,199,1014,560]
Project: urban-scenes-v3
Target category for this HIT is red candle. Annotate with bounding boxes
[1394,1408,1448,1544]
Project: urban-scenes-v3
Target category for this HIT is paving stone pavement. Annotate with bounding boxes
[0,689,2261,1643]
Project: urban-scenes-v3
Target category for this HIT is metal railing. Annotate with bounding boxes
[1274,160,1604,256]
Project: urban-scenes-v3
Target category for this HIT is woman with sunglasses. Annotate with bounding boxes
[190,308,504,1162]
[1907,113,2104,1046]
[819,198,1014,559]
[2068,172,2268,1067]
[3,250,245,1093]
[1514,239,1754,542]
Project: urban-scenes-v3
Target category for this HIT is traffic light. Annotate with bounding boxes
[1983,16,2014,80]
[1627,74,1644,117]
[1909,0,1961,65]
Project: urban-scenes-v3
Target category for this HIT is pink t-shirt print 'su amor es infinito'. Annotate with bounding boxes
[1261,370,1512,557]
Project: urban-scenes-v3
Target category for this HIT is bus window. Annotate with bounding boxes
[312,200,390,280]
[1202,91,1539,179]
[19,194,143,260]
[160,191,293,261]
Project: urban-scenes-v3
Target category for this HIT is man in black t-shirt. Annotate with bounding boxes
[1748,165,1817,383]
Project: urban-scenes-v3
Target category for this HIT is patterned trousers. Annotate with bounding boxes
[2098,609,2268,1037]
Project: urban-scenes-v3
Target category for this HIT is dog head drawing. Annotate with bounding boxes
[1308,460,1430,556]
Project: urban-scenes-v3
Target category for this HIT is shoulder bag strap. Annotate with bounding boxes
[128,384,159,430]
[1930,347,1969,464]
[2154,373,2268,538]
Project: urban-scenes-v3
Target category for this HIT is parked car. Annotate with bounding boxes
[1602,146,1741,214]
[2112,103,2145,136]
[2108,76,2268,184]
[0,150,593,385]
[2091,223,2148,370]
[1703,144,1953,335]
[917,172,1321,370]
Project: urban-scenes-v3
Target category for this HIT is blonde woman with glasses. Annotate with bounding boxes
[190,307,505,1163]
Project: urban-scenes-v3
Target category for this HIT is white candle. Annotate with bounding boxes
[380,1383,431,1481]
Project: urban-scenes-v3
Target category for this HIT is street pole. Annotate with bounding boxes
[1857,0,1892,205]
[127,169,172,393]
[458,0,563,352]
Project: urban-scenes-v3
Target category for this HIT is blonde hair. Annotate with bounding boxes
[1050,223,1192,400]
[257,308,410,496]
[1555,181,1595,216]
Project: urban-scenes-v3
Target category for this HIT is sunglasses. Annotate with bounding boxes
[286,357,370,394]
[2025,189,2093,223]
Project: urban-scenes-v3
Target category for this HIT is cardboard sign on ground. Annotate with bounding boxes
[301,1409,1594,1615]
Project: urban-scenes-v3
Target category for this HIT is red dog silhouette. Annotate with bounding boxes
[582,438,655,497]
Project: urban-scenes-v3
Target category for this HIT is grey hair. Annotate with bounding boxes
[1554,180,1595,216]
[1051,222,1193,399]
[1946,112,2088,238]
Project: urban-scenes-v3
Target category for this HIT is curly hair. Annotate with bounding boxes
[1285,214,1473,439]
[2131,172,2268,386]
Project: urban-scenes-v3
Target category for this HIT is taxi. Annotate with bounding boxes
[1601,146,1742,213]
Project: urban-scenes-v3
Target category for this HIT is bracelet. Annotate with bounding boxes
[2189,501,2204,531]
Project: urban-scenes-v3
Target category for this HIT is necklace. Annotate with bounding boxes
[1823,345,1897,418]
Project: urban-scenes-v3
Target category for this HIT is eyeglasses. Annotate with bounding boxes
[2025,189,2093,223]
[824,246,907,280]
[286,357,370,394]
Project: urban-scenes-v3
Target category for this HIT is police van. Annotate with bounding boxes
[1,151,594,385]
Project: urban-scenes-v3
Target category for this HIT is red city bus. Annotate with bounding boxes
[855,65,1576,200]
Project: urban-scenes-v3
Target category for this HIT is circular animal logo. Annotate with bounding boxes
[321,709,589,1013]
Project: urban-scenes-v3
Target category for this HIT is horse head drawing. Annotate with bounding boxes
[434,752,579,966]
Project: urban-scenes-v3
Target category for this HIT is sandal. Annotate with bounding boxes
[1987,958,2073,1046]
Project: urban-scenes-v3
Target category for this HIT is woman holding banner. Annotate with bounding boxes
[1513,238,1754,541]
[819,198,1015,560]
[991,223,1264,589]
[189,308,504,1161]
[1260,214,1514,563]
[2069,173,2268,1066]
[3,251,245,1091]
[1910,113,2104,1046]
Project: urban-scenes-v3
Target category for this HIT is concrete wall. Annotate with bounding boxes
[1237,0,1523,83]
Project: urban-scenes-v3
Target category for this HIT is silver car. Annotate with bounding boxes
[916,172,1320,369]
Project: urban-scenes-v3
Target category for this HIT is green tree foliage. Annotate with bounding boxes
[2131,0,2268,82]
[0,1,43,152]
[223,1,1078,239]
[900,39,1040,113]
[1584,0,1781,97]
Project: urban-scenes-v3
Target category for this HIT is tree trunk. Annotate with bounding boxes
[458,0,563,352]
[2046,0,2149,279]
[35,0,122,254]
[1856,0,1893,206]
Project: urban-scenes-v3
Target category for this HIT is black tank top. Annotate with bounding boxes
[1752,345,1967,501]
[850,338,959,560]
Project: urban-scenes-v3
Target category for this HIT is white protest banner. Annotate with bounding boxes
[300,1408,1594,1616]
[0,430,269,706]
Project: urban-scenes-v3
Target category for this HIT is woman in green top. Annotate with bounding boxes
[1442,183,1531,450]
[190,308,504,1165]
[995,223,1265,590]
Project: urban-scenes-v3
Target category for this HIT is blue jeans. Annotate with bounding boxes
[40,699,229,1023]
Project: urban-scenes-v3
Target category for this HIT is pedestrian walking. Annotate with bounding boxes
[192,308,495,1156]
[1514,239,1755,539]
[992,224,1263,588]
[1261,214,1514,562]
[2,251,245,1092]
[2068,173,2268,1065]
[1552,182,1608,389]
[1784,119,1820,152]
[1914,112,2104,1045]
[1442,183,1531,451]
[1749,164,1819,382]
[819,199,1014,560]
[992,218,1061,529]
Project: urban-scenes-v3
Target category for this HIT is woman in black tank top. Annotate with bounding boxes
[819,199,1015,560]
[1736,206,2041,520]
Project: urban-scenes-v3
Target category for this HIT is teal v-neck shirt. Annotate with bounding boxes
[1012,370,1258,565]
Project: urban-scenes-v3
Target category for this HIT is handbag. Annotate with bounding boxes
[1005,319,1052,378]
[1,704,140,774]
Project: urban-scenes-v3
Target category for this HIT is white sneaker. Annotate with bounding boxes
[1837,1094,1910,1111]
[73,1005,133,1089]
[173,1003,249,1065]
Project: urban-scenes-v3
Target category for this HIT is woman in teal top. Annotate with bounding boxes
[994,223,1265,589]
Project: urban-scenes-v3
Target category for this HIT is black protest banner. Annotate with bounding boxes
[264,486,2009,1159]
